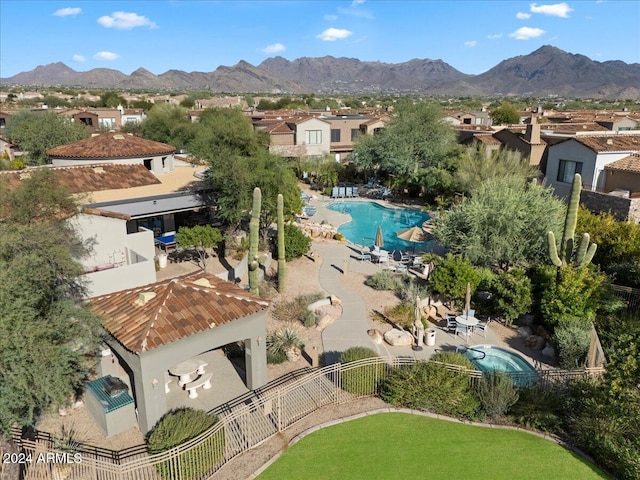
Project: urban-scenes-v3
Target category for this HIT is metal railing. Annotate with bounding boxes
[13,357,604,480]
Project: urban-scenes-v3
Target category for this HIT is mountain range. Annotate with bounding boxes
[2,46,639,99]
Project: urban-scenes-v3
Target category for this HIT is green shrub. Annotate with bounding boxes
[493,268,532,326]
[475,267,497,291]
[272,292,325,326]
[476,371,519,419]
[605,261,640,289]
[380,361,480,420]
[364,270,405,292]
[553,319,592,369]
[266,327,304,363]
[397,278,430,304]
[384,302,416,330]
[339,347,386,395]
[284,224,311,261]
[540,265,606,327]
[430,351,475,369]
[147,408,224,479]
[429,254,480,307]
[509,385,564,433]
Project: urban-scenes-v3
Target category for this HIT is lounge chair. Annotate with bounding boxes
[360,249,372,262]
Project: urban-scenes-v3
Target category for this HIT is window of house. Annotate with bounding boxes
[161,157,166,169]
[80,117,93,126]
[463,118,472,125]
[330,129,341,143]
[557,159,583,183]
[351,128,359,141]
[305,130,322,145]
[99,118,116,128]
[143,159,152,170]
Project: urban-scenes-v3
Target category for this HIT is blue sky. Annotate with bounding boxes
[1,1,638,78]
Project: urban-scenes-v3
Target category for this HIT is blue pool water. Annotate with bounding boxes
[463,345,538,387]
[326,201,431,252]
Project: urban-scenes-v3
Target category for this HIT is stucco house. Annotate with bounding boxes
[545,133,640,197]
[47,131,176,175]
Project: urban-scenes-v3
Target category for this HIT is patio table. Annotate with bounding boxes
[455,315,479,338]
[155,234,176,252]
[169,359,199,387]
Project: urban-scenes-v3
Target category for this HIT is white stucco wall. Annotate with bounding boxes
[296,118,330,157]
[51,153,175,175]
[69,213,156,297]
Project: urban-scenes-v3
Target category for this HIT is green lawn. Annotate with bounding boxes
[257,413,609,480]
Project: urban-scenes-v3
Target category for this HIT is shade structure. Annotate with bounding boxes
[375,225,384,248]
[465,282,472,317]
[396,226,433,243]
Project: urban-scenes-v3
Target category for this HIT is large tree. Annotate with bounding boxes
[6,111,90,165]
[351,100,457,195]
[435,177,565,270]
[489,102,520,125]
[141,103,195,151]
[189,108,302,236]
[0,171,100,435]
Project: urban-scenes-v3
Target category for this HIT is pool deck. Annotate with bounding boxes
[300,187,546,368]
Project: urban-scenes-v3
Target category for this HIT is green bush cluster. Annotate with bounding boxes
[492,268,532,326]
[383,302,418,330]
[553,319,592,369]
[147,408,224,480]
[430,351,475,369]
[429,254,480,308]
[284,224,312,261]
[476,371,519,419]
[508,385,564,433]
[272,292,324,326]
[380,361,480,420]
[339,347,386,395]
[364,270,405,292]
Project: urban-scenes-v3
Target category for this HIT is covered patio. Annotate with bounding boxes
[90,271,270,434]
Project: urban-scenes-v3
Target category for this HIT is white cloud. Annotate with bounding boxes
[337,0,373,19]
[529,3,574,18]
[72,54,86,62]
[488,33,503,39]
[97,11,157,30]
[93,51,120,61]
[464,40,477,47]
[53,7,81,17]
[516,12,531,19]
[351,0,366,5]
[317,28,353,42]
[260,43,286,54]
[324,14,338,21]
[509,26,545,40]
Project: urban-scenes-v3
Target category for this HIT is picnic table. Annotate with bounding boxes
[155,233,176,252]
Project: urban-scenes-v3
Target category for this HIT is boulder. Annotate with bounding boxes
[536,325,551,339]
[316,314,335,331]
[516,314,535,327]
[368,329,384,345]
[517,326,533,339]
[541,344,555,359]
[524,335,546,350]
[383,329,413,346]
[285,347,301,362]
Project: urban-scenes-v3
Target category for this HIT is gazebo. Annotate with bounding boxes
[90,272,270,434]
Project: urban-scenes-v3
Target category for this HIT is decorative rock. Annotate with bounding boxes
[524,335,546,350]
[285,347,301,362]
[517,326,533,339]
[368,329,384,345]
[316,314,335,331]
[72,400,84,409]
[58,408,67,416]
[541,344,555,358]
[329,295,341,306]
[383,329,413,346]
[536,325,551,339]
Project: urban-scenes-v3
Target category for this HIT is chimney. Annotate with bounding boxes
[525,115,540,144]
[136,292,157,305]
[193,278,212,288]
[606,138,614,145]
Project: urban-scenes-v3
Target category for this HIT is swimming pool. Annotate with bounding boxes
[462,345,538,387]
[327,201,431,252]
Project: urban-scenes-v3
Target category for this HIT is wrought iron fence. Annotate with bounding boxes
[13,357,604,480]
[610,284,640,313]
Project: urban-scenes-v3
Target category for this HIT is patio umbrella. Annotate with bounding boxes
[465,282,472,318]
[414,295,422,326]
[375,225,384,248]
[397,226,433,243]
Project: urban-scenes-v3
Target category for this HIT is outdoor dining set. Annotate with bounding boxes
[445,311,491,339]
[166,358,212,399]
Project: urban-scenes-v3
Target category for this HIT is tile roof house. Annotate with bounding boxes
[90,272,269,433]
[47,131,176,175]
[492,116,547,166]
[604,153,640,196]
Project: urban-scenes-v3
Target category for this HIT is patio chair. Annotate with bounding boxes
[399,251,411,263]
[462,309,475,318]
[475,317,491,338]
[360,249,372,262]
[455,322,470,338]
[445,313,457,332]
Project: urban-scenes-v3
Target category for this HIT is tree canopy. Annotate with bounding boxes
[176,225,222,270]
[141,103,195,151]
[0,172,100,435]
[489,102,521,125]
[435,177,565,270]
[6,111,90,165]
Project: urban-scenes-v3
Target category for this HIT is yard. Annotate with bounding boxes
[257,412,609,480]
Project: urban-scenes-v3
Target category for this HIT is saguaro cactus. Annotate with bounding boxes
[249,187,261,295]
[547,173,597,267]
[277,193,286,293]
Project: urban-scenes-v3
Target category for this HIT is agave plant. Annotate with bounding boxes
[266,327,304,362]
